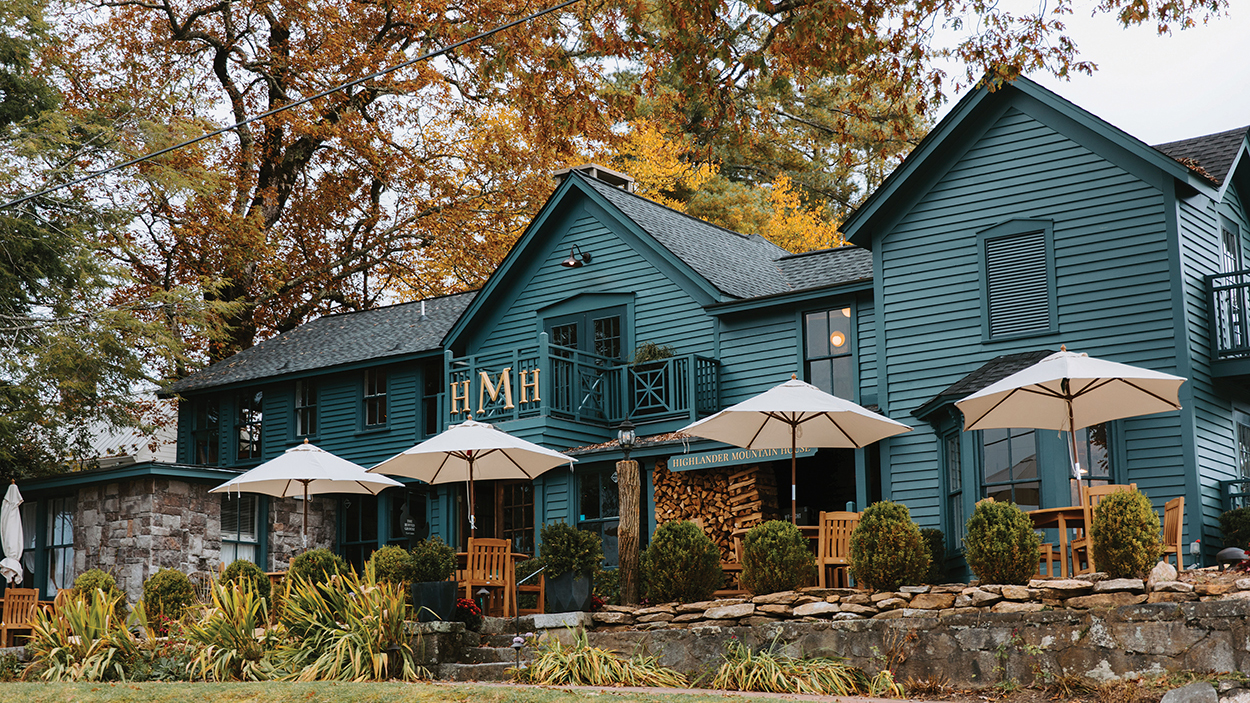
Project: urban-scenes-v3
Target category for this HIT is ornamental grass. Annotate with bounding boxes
[511,631,688,687]
[710,637,864,696]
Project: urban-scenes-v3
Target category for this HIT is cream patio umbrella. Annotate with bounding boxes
[210,440,403,548]
[680,375,913,523]
[1,482,23,584]
[955,346,1187,478]
[367,418,575,537]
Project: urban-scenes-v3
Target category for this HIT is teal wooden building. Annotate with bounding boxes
[11,77,1250,594]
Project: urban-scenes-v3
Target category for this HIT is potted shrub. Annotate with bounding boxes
[409,537,457,622]
[539,522,603,612]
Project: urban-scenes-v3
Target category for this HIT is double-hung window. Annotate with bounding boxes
[364,369,387,427]
[295,380,317,437]
[46,495,75,594]
[191,399,220,465]
[221,494,260,564]
[805,307,854,399]
[981,220,1056,340]
[236,391,263,461]
[943,432,964,552]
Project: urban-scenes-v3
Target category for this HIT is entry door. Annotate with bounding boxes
[544,307,625,419]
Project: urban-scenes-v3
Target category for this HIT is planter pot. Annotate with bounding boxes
[547,571,593,613]
[411,580,458,622]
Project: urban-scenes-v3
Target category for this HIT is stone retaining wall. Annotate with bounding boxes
[572,599,1250,687]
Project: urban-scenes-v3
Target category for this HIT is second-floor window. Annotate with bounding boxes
[191,399,219,465]
[364,369,387,427]
[295,381,317,437]
[237,391,263,461]
[805,307,853,399]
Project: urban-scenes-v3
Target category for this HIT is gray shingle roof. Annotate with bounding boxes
[163,291,476,395]
[579,175,793,299]
[913,349,1054,419]
[777,247,873,291]
[578,173,874,298]
[1153,125,1249,186]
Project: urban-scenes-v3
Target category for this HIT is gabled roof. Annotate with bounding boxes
[163,291,476,395]
[843,76,1209,248]
[1153,125,1250,186]
[913,349,1054,420]
[579,175,793,299]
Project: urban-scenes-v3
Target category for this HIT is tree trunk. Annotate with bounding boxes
[617,458,640,605]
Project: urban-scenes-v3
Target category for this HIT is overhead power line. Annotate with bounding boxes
[3,0,584,211]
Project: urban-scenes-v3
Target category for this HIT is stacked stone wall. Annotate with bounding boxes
[69,478,335,600]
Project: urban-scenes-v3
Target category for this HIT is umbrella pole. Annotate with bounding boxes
[302,480,309,550]
[468,455,476,539]
[791,426,797,524]
[1067,402,1083,481]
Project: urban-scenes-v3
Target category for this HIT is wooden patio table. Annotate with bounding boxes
[1027,506,1086,579]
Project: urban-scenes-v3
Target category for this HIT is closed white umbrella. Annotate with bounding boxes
[956,346,1186,478]
[210,440,403,548]
[1,482,24,584]
[680,375,912,523]
[368,418,575,537]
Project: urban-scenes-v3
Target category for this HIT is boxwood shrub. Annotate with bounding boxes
[849,501,928,591]
[740,520,816,595]
[641,519,722,603]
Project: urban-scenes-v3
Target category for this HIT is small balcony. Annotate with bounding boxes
[1207,270,1250,378]
[445,333,719,431]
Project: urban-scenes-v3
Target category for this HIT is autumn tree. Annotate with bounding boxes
[24,0,1227,371]
[0,0,221,478]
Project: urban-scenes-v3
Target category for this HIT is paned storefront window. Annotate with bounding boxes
[342,495,379,573]
[1069,423,1112,505]
[981,427,1039,511]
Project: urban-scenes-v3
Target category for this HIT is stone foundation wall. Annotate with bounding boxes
[73,477,335,600]
[574,599,1250,686]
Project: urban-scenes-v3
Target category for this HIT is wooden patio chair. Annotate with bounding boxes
[0,587,40,647]
[1161,496,1185,571]
[1071,483,1137,574]
[462,538,513,618]
[1035,543,1062,579]
[817,511,859,588]
[516,572,545,616]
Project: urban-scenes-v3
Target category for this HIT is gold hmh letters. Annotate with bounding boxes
[479,368,515,413]
[519,369,541,403]
[449,379,471,414]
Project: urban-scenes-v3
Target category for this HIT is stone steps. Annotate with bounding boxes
[437,661,525,682]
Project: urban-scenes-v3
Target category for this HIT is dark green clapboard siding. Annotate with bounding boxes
[473,214,715,363]
[1177,189,1239,545]
[857,297,877,402]
[876,105,1182,529]
[718,312,800,405]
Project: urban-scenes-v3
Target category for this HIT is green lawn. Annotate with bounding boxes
[0,682,809,702]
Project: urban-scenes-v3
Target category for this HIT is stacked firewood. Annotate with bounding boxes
[652,460,778,562]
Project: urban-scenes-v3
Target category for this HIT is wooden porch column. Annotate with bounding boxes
[617,458,640,605]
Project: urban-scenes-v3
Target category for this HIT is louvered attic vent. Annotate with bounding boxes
[986,231,1050,337]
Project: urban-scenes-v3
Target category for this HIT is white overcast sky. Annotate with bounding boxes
[937,1,1249,145]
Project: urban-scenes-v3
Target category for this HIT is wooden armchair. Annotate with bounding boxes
[1,587,40,646]
[516,572,545,616]
[817,511,859,588]
[1161,496,1185,571]
[463,538,513,617]
[1071,483,1137,574]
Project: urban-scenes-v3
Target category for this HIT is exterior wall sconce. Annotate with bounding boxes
[560,244,592,268]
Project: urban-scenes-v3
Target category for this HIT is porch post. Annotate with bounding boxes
[617,458,641,605]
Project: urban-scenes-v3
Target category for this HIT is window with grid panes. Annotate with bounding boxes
[364,369,387,427]
[980,427,1039,511]
[191,399,219,465]
[341,494,379,573]
[944,432,964,552]
[46,495,75,594]
[578,468,619,566]
[221,494,259,564]
[295,380,316,437]
[1068,423,1112,505]
[805,307,853,399]
[236,391,263,461]
[500,481,535,555]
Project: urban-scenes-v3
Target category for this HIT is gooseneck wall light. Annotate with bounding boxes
[560,244,592,268]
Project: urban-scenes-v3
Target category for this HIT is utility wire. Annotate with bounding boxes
[2,0,584,210]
